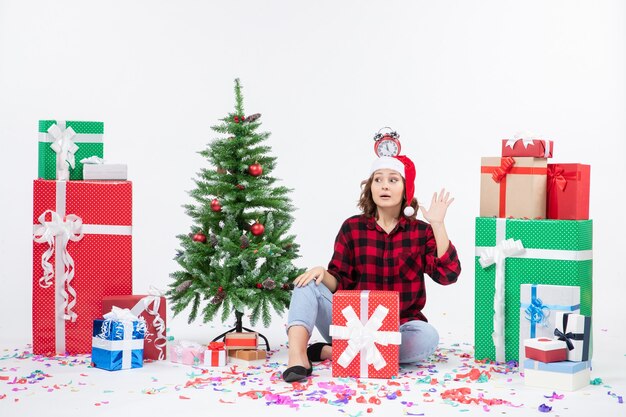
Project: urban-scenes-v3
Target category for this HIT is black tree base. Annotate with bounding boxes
[211,310,270,350]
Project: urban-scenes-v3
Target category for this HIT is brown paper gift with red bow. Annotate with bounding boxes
[480,157,548,218]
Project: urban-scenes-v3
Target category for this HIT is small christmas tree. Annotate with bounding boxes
[168,79,305,329]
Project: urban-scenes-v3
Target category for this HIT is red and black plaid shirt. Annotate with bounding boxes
[327,215,461,324]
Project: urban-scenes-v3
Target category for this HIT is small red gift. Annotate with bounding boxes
[102,293,167,360]
[329,290,401,379]
[501,137,553,158]
[224,332,258,350]
[204,341,227,367]
[524,337,568,363]
[547,163,591,220]
[32,180,132,355]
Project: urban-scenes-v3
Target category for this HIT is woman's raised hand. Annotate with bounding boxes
[419,188,454,225]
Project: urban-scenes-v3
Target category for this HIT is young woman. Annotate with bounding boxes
[282,155,461,382]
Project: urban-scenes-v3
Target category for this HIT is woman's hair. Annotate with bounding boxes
[358,175,418,220]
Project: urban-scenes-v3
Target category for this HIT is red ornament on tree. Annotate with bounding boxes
[248,162,263,177]
[218,286,223,292]
[211,198,222,212]
[250,221,265,236]
[236,184,245,190]
[193,232,207,243]
[256,283,263,289]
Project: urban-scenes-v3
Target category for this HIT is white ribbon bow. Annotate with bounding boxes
[329,304,402,372]
[478,238,525,362]
[48,122,79,177]
[504,132,540,149]
[33,210,84,321]
[130,287,168,360]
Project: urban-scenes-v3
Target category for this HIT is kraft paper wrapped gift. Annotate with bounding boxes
[523,359,590,391]
[32,179,133,355]
[102,294,167,360]
[329,290,401,379]
[524,337,568,363]
[501,137,554,158]
[519,284,580,367]
[91,308,145,371]
[224,332,258,350]
[204,342,227,367]
[228,349,267,361]
[480,156,547,218]
[38,120,104,180]
[554,312,591,362]
[474,217,592,363]
[547,164,591,220]
[169,341,206,366]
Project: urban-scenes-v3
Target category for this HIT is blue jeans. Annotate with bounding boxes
[287,281,439,364]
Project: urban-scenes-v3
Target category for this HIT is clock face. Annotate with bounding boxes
[375,138,400,157]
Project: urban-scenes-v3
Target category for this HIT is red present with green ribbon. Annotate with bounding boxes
[547,163,591,220]
[480,157,547,219]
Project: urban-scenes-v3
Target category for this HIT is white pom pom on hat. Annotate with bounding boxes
[369,155,416,216]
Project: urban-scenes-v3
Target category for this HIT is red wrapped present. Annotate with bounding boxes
[32,180,132,355]
[204,341,227,367]
[102,293,167,360]
[329,290,401,379]
[524,337,568,363]
[480,157,547,218]
[502,137,553,158]
[224,332,258,350]
[547,164,591,220]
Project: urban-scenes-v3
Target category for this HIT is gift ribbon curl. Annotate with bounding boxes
[478,238,525,362]
[329,304,401,372]
[130,287,167,360]
[33,210,84,321]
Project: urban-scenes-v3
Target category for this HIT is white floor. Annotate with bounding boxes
[1,317,624,417]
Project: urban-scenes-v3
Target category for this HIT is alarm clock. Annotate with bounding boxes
[373,127,401,157]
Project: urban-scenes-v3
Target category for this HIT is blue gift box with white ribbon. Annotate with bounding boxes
[91,307,146,371]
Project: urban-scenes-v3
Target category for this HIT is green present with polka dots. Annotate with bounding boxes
[474,217,592,362]
[38,120,104,180]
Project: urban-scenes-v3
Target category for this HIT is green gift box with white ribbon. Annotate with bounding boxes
[474,217,592,363]
[38,120,104,180]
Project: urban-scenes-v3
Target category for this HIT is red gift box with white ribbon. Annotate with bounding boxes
[32,179,132,355]
[329,290,401,379]
[102,293,167,360]
[501,137,554,158]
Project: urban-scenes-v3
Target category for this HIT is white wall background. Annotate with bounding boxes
[1,0,624,347]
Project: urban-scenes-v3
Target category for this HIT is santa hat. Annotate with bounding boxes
[369,155,416,216]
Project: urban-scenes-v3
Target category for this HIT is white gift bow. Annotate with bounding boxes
[329,304,401,372]
[48,122,79,172]
[80,156,105,164]
[478,238,525,363]
[504,132,541,149]
[130,287,167,360]
[99,307,143,369]
[33,210,84,321]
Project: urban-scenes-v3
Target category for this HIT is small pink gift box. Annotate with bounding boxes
[168,341,206,366]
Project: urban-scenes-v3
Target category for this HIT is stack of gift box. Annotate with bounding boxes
[474,135,592,390]
[32,119,168,371]
[167,332,266,368]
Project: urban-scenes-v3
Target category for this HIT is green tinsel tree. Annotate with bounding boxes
[168,79,305,327]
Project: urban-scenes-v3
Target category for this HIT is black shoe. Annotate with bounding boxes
[282,361,313,383]
[307,342,332,362]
